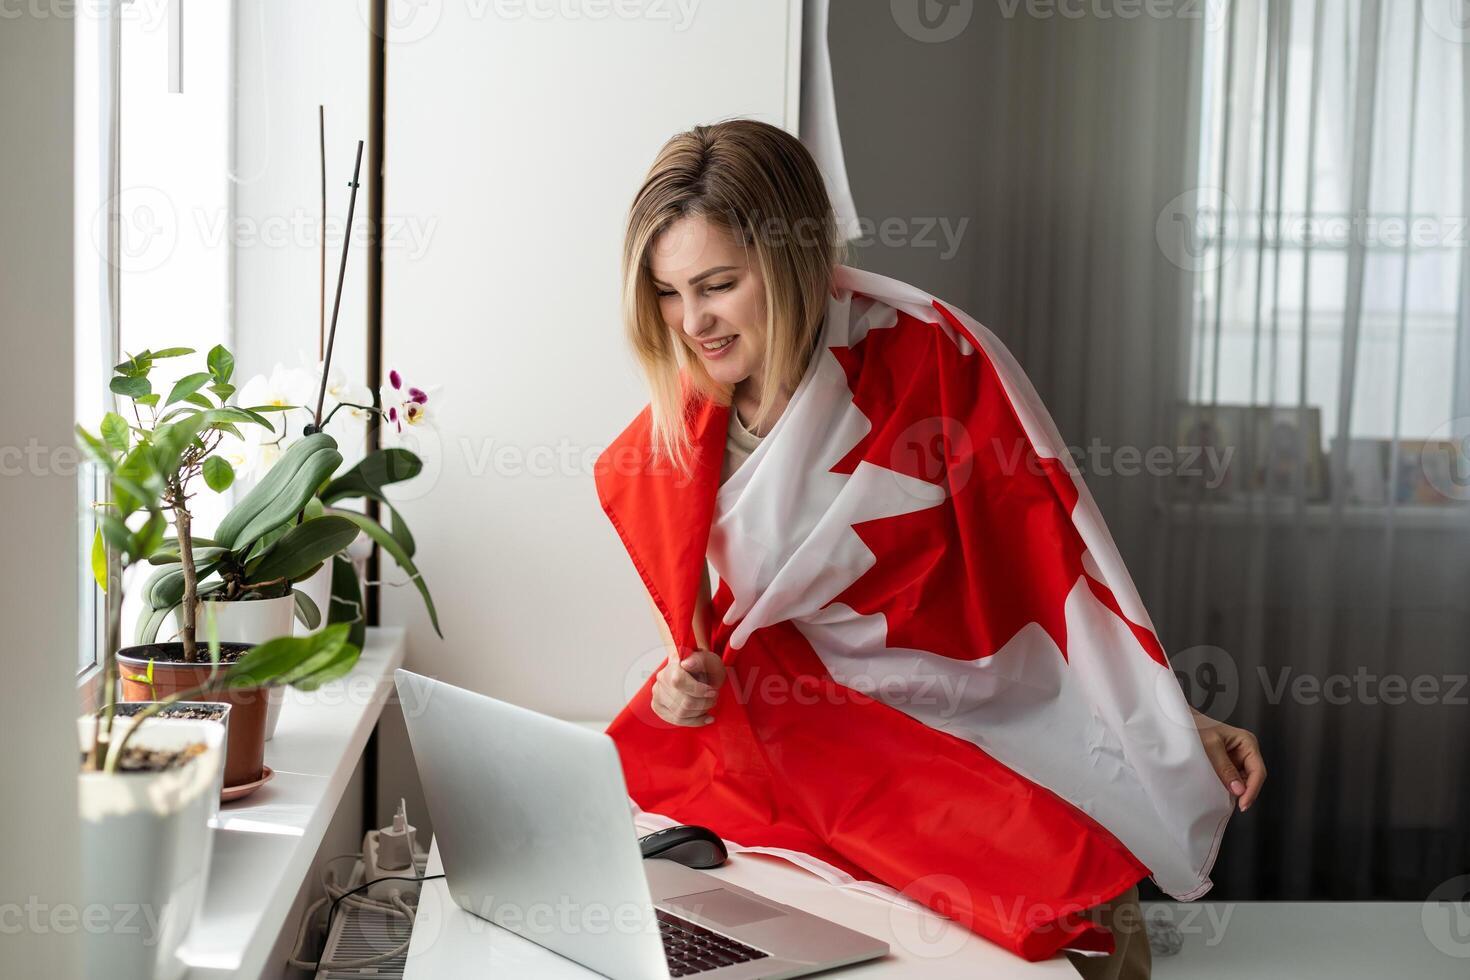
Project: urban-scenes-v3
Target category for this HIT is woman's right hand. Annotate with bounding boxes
[651,649,726,726]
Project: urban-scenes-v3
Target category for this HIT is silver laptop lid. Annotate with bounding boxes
[395,669,669,980]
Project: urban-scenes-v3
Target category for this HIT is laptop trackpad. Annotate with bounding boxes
[663,889,784,929]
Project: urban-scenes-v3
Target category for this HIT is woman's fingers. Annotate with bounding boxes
[1200,729,1246,802]
[651,649,723,726]
[1225,731,1267,812]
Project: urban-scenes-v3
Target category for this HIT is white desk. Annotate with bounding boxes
[403,831,1077,978]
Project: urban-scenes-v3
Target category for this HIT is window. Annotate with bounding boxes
[1181,1,1465,506]
[75,0,234,676]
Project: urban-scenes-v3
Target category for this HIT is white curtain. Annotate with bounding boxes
[826,0,1469,899]
[799,0,860,242]
[1160,0,1470,899]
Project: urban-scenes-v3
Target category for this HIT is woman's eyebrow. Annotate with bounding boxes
[651,265,738,288]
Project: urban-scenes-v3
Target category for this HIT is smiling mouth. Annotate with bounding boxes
[702,336,735,351]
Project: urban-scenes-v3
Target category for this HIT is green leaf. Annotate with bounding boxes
[147,544,226,566]
[98,514,133,558]
[75,426,115,472]
[320,448,423,503]
[149,413,209,477]
[109,375,151,399]
[114,352,149,376]
[242,404,298,413]
[150,347,195,359]
[135,604,174,645]
[132,510,167,561]
[245,515,360,586]
[90,527,108,592]
[326,506,441,637]
[214,433,341,553]
[113,445,158,517]
[218,624,358,690]
[183,392,214,410]
[100,412,131,453]
[135,394,161,407]
[320,448,424,556]
[202,456,234,492]
[166,372,213,406]
[201,406,276,434]
[209,382,236,400]
[142,560,221,609]
[207,345,234,385]
[328,554,365,647]
[292,588,322,630]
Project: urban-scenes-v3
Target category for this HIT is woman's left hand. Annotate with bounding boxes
[1191,708,1266,812]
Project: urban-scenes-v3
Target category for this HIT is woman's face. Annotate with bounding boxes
[647,215,767,388]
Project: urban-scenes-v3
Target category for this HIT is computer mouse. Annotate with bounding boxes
[638,824,728,868]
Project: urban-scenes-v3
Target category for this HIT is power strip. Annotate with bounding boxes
[310,853,429,980]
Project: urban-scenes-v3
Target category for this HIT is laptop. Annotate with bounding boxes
[395,669,890,979]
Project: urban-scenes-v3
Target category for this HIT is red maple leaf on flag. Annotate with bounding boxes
[827,305,1167,667]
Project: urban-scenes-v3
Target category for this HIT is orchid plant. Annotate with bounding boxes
[83,346,361,659]
[218,359,443,647]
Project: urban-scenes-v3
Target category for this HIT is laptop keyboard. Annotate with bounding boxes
[656,908,770,976]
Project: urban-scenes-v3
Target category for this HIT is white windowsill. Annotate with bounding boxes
[178,626,407,980]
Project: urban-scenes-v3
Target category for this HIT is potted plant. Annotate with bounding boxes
[89,344,356,785]
[77,383,361,980]
[225,362,444,648]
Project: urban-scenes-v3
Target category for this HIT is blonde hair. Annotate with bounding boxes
[621,119,841,470]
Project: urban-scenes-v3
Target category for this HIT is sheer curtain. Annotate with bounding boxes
[826,0,1468,899]
[1160,0,1470,899]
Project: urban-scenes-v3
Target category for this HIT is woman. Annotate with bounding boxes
[595,120,1265,977]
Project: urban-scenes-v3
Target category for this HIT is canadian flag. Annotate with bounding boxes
[595,265,1232,961]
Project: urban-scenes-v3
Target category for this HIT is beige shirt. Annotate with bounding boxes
[721,406,764,484]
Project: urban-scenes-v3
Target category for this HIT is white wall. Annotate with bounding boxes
[232,0,372,402]
[0,12,81,978]
[376,0,801,827]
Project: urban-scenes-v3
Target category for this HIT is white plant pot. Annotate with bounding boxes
[177,594,295,739]
[76,716,225,980]
[294,562,333,637]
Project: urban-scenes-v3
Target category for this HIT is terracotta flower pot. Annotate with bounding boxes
[116,642,268,789]
[176,594,296,739]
